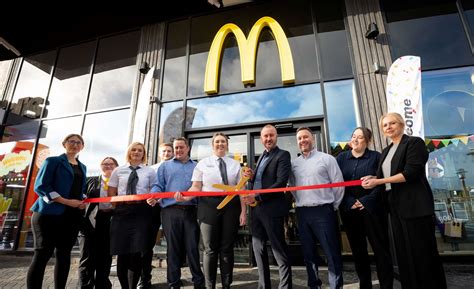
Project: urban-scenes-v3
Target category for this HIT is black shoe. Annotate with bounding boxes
[137,280,152,289]
[193,284,206,289]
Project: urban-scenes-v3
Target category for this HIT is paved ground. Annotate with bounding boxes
[0,253,472,288]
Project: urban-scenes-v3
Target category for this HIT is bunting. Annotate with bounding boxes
[331,135,472,151]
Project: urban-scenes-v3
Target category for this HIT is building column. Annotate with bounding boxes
[129,23,166,163]
[344,0,392,151]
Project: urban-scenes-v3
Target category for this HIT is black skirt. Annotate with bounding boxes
[110,202,153,255]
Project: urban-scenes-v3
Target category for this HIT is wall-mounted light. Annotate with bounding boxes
[374,61,380,74]
[139,62,151,74]
[365,22,379,40]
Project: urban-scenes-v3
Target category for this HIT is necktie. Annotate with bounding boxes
[218,158,229,185]
[126,166,140,195]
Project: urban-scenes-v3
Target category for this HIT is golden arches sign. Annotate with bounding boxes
[204,16,295,94]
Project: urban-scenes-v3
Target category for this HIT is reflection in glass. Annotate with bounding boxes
[6,52,55,125]
[384,0,474,69]
[427,134,474,252]
[47,42,96,118]
[37,117,82,160]
[11,52,55,104]
[81,109,130,176]
[253,134,300,161]
[422,67,474,137]
[162,21,189,101]
[324,80,358,143]
[87,31,140,111]
[159,101,183,144]
[190,135,247,164]
[186,83,323,129]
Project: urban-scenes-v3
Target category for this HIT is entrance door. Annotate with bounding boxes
[186,120,324,265]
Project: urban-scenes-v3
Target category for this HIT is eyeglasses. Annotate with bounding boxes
[67,140,83,146]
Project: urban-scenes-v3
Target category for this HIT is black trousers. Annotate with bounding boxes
[162,206,204,288]
[341,209,393,289]
[117,253,143,289]
[390,213,446,289]
[78,210,113,289]
[252,207,292,289]
[140,205,161,285]
[27,210,82,289]
[199,204,240,289]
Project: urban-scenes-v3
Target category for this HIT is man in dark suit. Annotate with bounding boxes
[243,124,292,289]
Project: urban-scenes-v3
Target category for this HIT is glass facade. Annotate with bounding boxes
[0,31,140,250]
[383,0,474,254]
[0,0,472,258]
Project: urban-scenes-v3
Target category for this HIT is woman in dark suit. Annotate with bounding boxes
[362,112,446,289]
[78,156,119,289]
[27,134,87,289]
[336,127,393,289]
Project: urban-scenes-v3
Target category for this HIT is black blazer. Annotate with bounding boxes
[82,176,101,233]
[249,146,291,217]
[377,134,434,218]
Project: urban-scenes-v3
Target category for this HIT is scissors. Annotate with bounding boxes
[212,167,257,209]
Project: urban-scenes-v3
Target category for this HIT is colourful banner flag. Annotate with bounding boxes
[386,56,424,138]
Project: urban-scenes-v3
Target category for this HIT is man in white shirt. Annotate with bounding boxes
[290,127,344,289]
[140,142,173,289]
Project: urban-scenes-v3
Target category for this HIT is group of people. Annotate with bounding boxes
[26,112,446,289]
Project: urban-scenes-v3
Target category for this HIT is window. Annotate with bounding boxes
[314,1,353,80]
[186,83,323,129]
[162,21,189,101]
[384,0,474,70]
[47,42,96,118]
[87,31,140,111]
[422,67,473,137]
[324,79,359,145]
[81,109,131,175]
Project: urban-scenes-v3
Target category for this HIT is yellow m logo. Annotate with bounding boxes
[204,16,295,94]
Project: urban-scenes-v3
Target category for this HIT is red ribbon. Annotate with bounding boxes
[83,180,362,204]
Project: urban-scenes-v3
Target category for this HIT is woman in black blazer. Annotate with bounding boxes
[362,112,446,289]
[78,156,118,289]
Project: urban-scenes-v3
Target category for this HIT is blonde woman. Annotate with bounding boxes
[108,142,156,289]
[362,113,446,289]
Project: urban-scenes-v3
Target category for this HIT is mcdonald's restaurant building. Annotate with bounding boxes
[0,0,473,263]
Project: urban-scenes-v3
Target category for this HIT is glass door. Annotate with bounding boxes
[187,120,324,265]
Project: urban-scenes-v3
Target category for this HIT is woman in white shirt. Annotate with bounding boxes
[107,142,156,289]
[181,132,246,289]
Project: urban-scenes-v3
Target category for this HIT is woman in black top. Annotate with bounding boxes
[336,127,393,289]
[27,134,87,289]
[78,156,118,289]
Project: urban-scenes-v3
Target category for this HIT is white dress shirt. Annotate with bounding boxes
[290,149,344,210]
[108,163,157,195]
[192,155,241,191]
